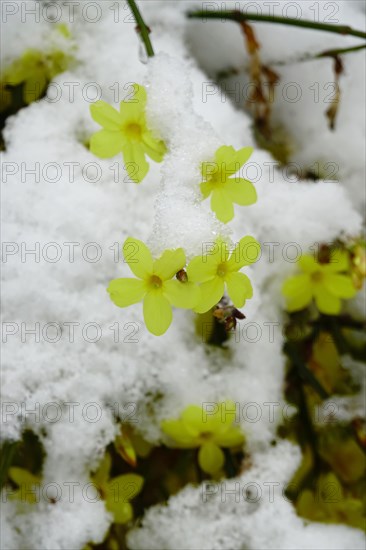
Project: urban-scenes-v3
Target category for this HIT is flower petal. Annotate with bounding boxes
[214,427,245,448]
[211,189,234,223]
[120,83,147,122]
[106,474,143,504]
[181,405,206,436]
[225,271,253,308]
[324,274,357,298]
[227,236,261,270]
[194,277,225,314]
[187,253,220,284]
[198,442,225,474]
[107,278,146,307]
[323,250,350,273]
[142,131,166,163]
[161,419,198,447]
[122,143,149,183]
[90,130,124,158]
[314,287,341,315]
[123,237,153,279]
[153,248,186,280]
[200,180,213,198]
[226,146,253,173]
[225,178,257,206]
[282,274,313,312]
[143,291,173,335]
[90,100,121,130]
[298,255,319,273]
[164,280,201,309]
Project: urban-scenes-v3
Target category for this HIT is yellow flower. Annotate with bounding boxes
[161,402,244,474]
[8,467,40,504]
[200,145,257,223]
[187,236,260,314]
[296,473,365,530]
[107,237,200,336]
[282,251,357,315]
[92,453,143,524]
[90,84,166,183]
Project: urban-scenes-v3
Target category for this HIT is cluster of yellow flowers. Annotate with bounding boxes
[90,83,260,335]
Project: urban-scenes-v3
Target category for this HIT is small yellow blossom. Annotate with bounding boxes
[8,467,41,504]
[92,452,143,524]
[162,402,244,474]
[90,84,166,183]
[108,237,200,336]
[296,473,364,530]
[200,145,257,223]
[282,251,357,315]
[187,236,260,314]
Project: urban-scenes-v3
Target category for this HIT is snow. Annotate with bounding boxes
[1,1,365,549]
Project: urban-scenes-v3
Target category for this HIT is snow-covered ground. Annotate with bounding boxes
[1,1,365,549]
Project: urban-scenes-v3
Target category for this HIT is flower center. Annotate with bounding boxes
[199,431,213,442]
[125,123,142,140]
[149,275,163,289]
[311,271,323,283]
[217,262,227,277]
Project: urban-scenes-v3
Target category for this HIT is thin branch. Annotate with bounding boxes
[187,10,366,40]
[126,0,154,58]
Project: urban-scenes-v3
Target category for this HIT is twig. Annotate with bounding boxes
[126,0,154,58]
[187,10,366,40]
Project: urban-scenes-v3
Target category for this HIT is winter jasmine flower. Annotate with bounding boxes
[187,236,260,314]
[162,402,244,475]
[92,453,143,524]
[282,251,357,315]
[108,237,200,336]
[200,145,257,223]
[90,83,166,183]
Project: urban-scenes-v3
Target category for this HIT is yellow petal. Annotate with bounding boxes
[200,180,213,198]
[225,271,253,308]
[215,145,236,164]
[227,236,261,270]
[323,274,357,298]
[181,405,206,436]
[163,280,201,309]
[153,248,186,280]
[225,178,257,206]
[122,142,149,183]
[214,427,244,448]
[92,453,112,487]
[106,474,143,504]
[123,237,153,279]
[107,278,146,307]
[313,286,341,315]
[198,442,225,474]
[282,274,313,312]
[211,189,234,223]
[187,253,220,284]
[194,277,225,314]
[298,255,319,273]
[142,131,166,163]
[8,467,39,486]
[120,83,147,122]
[143,291,173,335]
[90,130,124,158]
[106,500,133,524]
[90,100,121,130]
[323,250,350,273]
[161,419,198,447]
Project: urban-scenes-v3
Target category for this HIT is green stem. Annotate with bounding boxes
[126,0,154,57]
[187,10,366,40]
[316,43,366,58]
